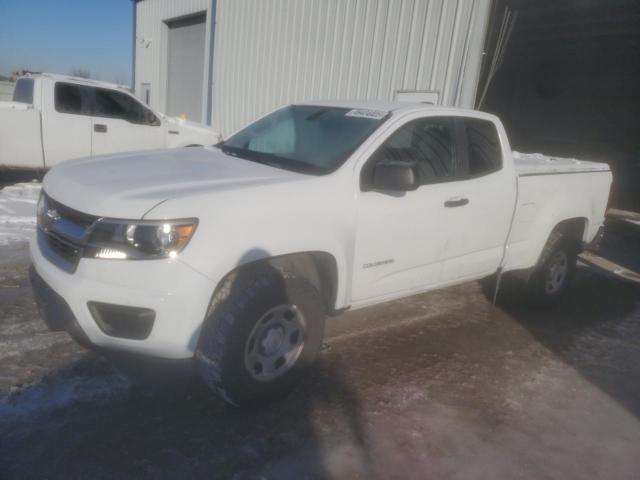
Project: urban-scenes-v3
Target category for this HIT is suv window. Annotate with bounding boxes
[12,79,34,104]
[364,117,458,187]
[93,88,159,125]
[463,118,502,176]
[55,83,88,114]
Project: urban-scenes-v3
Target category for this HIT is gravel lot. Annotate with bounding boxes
[1,230,640,479]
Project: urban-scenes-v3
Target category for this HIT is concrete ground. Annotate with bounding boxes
[1,237,640,479]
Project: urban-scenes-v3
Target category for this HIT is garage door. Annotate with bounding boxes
[166,13,206,122]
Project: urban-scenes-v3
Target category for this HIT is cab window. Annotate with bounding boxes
[12,79,34,104]
[54,83,91,115]
[462,118,502,177]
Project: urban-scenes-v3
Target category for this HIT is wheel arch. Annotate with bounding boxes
[209,251,340,316]
[552,217,588,244]
[535,217,588,266]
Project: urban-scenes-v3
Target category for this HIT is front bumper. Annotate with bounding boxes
[29,234,216,359]
[30,266,93,349]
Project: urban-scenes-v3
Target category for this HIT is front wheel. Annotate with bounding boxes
[195,265,326,406]
[526,231,577,305]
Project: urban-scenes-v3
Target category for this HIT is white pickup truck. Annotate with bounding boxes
[0,73,220,175]
[29,101,611,406]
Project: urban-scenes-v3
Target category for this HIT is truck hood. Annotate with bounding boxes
[43,147,303,218]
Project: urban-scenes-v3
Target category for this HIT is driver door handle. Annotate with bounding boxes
[444,197,469,208]
[94,124,107,133]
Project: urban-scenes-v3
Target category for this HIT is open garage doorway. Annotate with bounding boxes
[478,0,640,210]
[166,13,207,123]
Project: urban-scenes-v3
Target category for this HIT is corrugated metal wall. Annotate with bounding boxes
[212,0,491,136]
[136,0,491,137]
[135,0,212,115]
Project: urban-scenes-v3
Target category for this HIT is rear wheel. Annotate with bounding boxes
[526,231,577,305]
[195,265,325,406]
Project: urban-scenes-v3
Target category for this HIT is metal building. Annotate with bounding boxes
[134,0,492,137]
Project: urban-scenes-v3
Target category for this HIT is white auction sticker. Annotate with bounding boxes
[345,109,388,120]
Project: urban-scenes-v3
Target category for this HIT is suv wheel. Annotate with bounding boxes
[195,265,325,406]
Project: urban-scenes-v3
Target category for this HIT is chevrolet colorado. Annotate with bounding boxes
[29,101,611,405]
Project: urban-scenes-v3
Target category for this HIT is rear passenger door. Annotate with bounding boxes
[90,87,164,156]
[42,82,93,166]
[438,117,516,283]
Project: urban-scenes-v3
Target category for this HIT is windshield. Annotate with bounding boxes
[221,105,388,174]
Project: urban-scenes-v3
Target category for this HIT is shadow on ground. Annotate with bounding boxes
[490,267,640,419]
[2,238,640,479]
[0,352,374,479]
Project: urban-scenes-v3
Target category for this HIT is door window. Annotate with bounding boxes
[93,88,159,126]
[462,118,502,177]
[362,117,458,188]
[54,83,90,114]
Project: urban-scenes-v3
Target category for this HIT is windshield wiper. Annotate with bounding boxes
[221,145,325,175]
[220,145,248,160]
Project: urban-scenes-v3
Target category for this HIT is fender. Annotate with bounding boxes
[144,172,357,311]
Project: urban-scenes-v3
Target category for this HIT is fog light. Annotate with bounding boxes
[88,302,155,340]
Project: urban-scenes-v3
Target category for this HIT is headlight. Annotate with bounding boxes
[85,219,198,260]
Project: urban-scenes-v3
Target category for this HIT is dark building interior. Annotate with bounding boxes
[479,0,640,210]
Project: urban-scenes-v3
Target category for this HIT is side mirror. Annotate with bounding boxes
[372,160,419,191]
[145,109,160,126]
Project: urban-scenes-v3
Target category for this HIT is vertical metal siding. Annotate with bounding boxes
[212,0,491,136]
[135,0,490,135]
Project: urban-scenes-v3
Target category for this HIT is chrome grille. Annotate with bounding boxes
[46,231,80,261]
[38,193,98,273]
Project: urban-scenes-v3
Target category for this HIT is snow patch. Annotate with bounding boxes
[0,182,41,246]
[513,151,610,175]
[0,331,70,361]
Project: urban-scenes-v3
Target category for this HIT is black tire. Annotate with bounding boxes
[526,231,578,305]
[195,265,326,406]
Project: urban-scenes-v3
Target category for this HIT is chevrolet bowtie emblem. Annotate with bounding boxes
[46,208,61,221]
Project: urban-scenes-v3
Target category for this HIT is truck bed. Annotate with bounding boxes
[0,102,43,170]
[505,151,612,273]
[513,151,610,176]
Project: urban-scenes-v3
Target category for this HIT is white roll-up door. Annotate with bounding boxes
[166,13,206,122]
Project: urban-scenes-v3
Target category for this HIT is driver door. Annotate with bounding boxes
[351,117,463,304]
[90,87,164,155]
